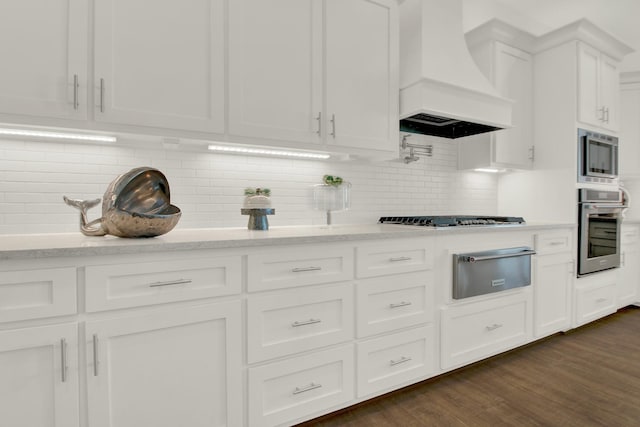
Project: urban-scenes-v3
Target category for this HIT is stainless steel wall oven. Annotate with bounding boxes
[578,189,625,276]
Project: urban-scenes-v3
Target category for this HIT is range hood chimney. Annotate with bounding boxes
[399,0,512,138]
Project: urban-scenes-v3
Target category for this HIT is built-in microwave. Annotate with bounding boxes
[578,128,618,185]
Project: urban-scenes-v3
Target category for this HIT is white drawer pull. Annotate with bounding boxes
[596,298,607,303]
[485,323,503,331]
[291,266,322,273]
[293,382,322,395]
[291,318,322,327]
[389,256,412,262]
[389,356,412,366]
[148,279,192,288]
[389,301,412,309]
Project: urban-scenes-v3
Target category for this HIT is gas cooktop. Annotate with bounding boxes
[378,215,526,227]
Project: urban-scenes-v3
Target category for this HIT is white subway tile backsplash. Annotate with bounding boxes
[0,135,498,234]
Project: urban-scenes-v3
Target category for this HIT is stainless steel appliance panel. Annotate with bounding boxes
[453,247,535,299]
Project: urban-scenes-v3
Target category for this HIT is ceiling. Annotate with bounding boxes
[462,0,640,72]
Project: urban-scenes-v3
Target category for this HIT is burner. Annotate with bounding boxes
[378,215,525,227]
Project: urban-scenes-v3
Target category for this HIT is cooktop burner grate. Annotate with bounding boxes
[378,215,526,227]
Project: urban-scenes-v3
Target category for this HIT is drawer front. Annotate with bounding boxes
[357,326,434,398]
[575,282,617,326]
[0,267,76,323]
[621,224,640,246]
[534,231,572,255]
[247,244,354,292]
[248,345,354,427]
[356,239,432,278]
[356,271,433,337]
[247,284,354,362]
[85,255,241,312]
[441,292,532,370]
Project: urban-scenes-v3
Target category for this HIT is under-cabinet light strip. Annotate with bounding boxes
[474,168,506,173]
[0,128,117,143]
[208,144,330,159]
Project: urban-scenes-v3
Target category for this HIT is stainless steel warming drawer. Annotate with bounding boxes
[453,247,535,299]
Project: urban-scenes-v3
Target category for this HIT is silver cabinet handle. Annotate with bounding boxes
[486,323,503,331]
[99,78,105,113]
[316,112,322,136]
[330,114,336,138]
[389,256,411,262]
[92,334,99,377]
[60,338,68,383]
[549,241,564,246]
[291,266,321,273]
[389,301,412,309]
[293,382,322,395]
[389,356,412,366]
[605,107,610,123]
[462,249,536,263]
[596,298,607,303]
[148,279,192,288]
[598,106,606,121]
[291,318,321,327]
[73,74,79,110]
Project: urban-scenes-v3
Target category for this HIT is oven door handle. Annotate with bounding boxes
[583,204,625,212]
[462,249,536,263]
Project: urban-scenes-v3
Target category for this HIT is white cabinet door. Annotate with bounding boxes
[618,224,640,307]
[0,323,79,427]
[534,253,573,338]
[492,42,533,167]
[577,43,620,131]
[94,0,225,133]
[325,0,398,153]
[228,0,398,155]
[0,0,87,120]
[86,301,242,427]
[228,0,322,144]
[620,83,640,176]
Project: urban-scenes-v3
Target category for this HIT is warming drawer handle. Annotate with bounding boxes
[293,382,322,395]
[462,249,536,263]
[148,279,192,288]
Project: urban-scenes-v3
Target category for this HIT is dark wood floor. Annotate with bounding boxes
[297,306,640,427]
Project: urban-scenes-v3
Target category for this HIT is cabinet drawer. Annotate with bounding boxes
[575,281,617,326]
[535,231,572,255]
[248,345,354,427]
[247,244,354,292]
[357,326,434,398]
[356,271,433,337]
[356,239,432,278]
[85,255,241,312]
[441,292,532,370]
[0,268,76,323]
[247,284,354,363]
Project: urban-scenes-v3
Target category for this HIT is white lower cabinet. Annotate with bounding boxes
[440,291,532,370]
[0,323,79,427]
[248,345,355,427]
[85,301,242,427]
[357,325,434,398]
[574,271,617,326]
[618,224,640,308]
[247,283,354,363]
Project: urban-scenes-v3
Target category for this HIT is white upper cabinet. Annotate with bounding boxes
[577,42,620,132]
[94,0,225,134]
[460,21,534,170]
[0,0,88,121]
[228,0,398,156]
[620,73,640,177]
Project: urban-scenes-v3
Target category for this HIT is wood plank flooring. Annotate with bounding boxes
[296,306,640,427]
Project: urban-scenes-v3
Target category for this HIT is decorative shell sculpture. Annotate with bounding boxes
[63,167,181,238]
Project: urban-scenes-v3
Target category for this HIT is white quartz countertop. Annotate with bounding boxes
[0,222,575,260]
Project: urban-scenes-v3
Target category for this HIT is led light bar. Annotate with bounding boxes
[474,168,505,173]
[208,144,330,159]
[0,128,117,143]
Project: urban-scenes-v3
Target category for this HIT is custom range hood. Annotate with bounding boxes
[399,0,512,138]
